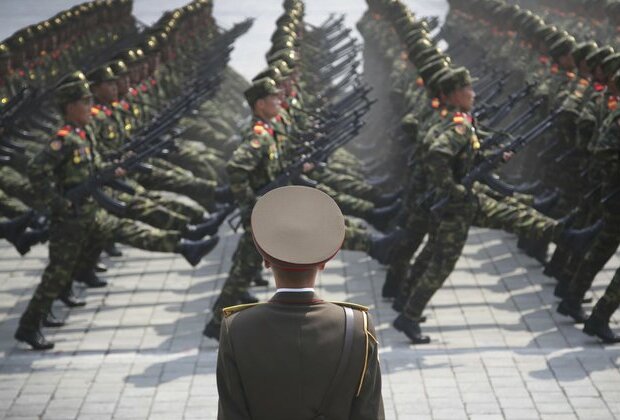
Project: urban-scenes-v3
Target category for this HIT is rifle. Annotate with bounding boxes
[64,132,177,216]
[420,109,561,212]
[484,81,538,126]
[306,14,344,38]
[601,187,620,213]
[226,117,366,231]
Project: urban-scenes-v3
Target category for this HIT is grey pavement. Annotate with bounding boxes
[2,1,620,419]
[1,224,619,420]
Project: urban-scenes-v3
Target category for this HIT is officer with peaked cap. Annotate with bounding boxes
[216,186,384,420]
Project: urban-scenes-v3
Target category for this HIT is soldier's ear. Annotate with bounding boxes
[317,262,326,271]
[263,260,271,269]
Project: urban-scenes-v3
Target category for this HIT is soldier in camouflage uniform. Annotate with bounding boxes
[14,72,219,351]
[203,79,287,340]
[392,68,601,344]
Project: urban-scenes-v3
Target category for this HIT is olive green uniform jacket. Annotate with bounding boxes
[217,291,384,420]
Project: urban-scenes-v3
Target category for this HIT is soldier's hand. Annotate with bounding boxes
[302,162,315,173]
[502,151,514,162]
[114,167,127,178]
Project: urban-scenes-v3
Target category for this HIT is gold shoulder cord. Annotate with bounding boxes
[356,311,379,396]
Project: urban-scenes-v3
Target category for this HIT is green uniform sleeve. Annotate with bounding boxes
[27,137,71,212]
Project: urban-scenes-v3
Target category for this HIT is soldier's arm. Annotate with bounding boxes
[427,130,469,199]
[226,140,264,216]
[350,313,385,420]
[27,135,71,212]
[216,317,252,420]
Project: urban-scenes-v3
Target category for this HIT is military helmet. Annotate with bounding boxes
[109,59,129,76]
[549,36,577,59]
[572,41,598,64]
[426,66,452,96]
[56,71,92,106]
[601,52,620,78]
[418,58,451,82]
[438,67,476,95]
[266,48,298,68]
[252,66,284,83]
[586,46,615,70]
[244,77,280,107]
[87,65,118,85]
[0,43,10,59]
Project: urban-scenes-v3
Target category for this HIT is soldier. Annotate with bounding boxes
[392,68,602,344]
[217,185,384,420]
[14,72,219,351]
[204,78,290,340]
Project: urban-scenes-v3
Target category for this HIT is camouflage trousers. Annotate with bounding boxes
[163,141,223,183]
[19,208,180,329]
[0,188,29,218]
[132,158,215,211]
[402,193,557,320]
[115,191,190,232]
[0,166,38,209]
[310,168,377,202]
[179,120,238,154]
[565,210,620,302]
[589,266,620,322]
[211,226,262,325]
[342,220,371,252]
[315,183,374,220]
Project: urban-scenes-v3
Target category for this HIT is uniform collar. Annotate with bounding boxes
[269,290,323,305]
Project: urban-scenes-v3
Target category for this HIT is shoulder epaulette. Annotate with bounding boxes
[330,301,369,312]
[222,302,263,317]
[56,125,71,137]
[253,124,267,135]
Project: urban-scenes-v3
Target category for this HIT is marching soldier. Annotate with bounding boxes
[14,72,219,351]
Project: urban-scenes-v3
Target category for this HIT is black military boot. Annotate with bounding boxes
[94,259,108,273]
[393,314,430,344]
[177,236,220,266]
[215,185,234,204]
[382,271,400,299]
[239,291,259,304]
[374,188,403,207]
[184,219,222,240]
[104,243,123,257]
[559,219,604,254]
[14,325,54,350]
[75,270,108,288]
[42,310,65,328]
[369,228,406,265]
[557,299,587,323]
[584,317,620,343]
[533,189,559,215]
[59,286,86,308]
[0,211,32,243]
[366,199,402,231]
[12,228,48,256]
[203,319,221,341]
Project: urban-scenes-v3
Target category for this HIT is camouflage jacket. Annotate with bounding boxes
[28,123,100,215]
[227,117,285,218]
[424,110,483,209]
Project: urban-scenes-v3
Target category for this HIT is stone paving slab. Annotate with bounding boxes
[1,225,619,420]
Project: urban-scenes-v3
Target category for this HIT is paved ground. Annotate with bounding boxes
[1,224,619,420]
[2,1,620,419]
